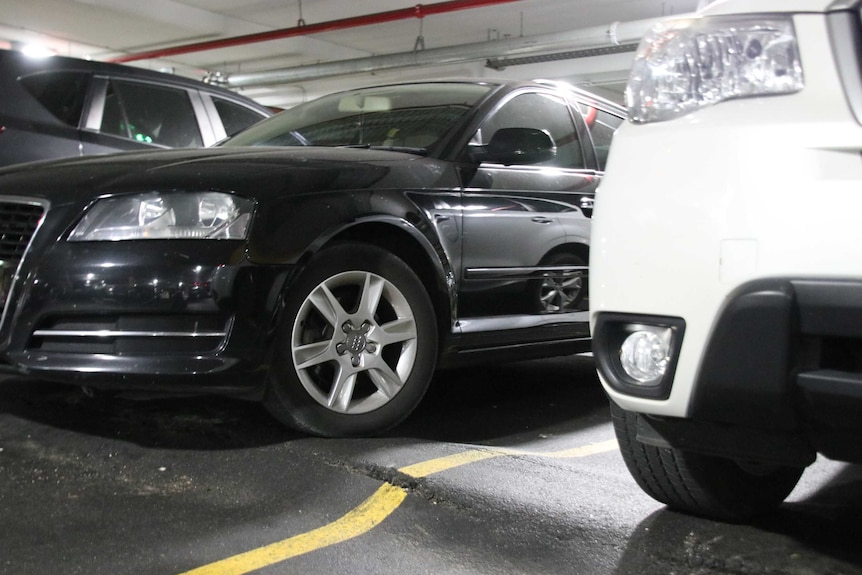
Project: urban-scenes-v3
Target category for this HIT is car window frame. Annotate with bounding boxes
[573,97,625,173]
[452,86,600,172]
[199,92,270,143]
[475,89,584,169]
[82,75,214,147]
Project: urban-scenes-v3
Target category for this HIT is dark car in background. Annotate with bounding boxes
[0,79,623,436]
[0,49,272,167]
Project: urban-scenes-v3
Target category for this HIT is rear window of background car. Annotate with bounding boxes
[20,71,90,127]
[212,97,266,137]
[100,79,203,148]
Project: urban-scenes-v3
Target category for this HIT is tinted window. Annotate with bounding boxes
[19,71,90,127]
[224,83,492,149]
[476,92,584,169]
[100,80,202,148]
[212,97,266,137]
[579,103,623,172]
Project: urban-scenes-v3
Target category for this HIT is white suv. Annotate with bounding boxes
[591,0,862,520]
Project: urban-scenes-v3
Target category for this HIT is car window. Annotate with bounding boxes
[19,71,90,127]
[578,103,623,172]
[223,83,492,149]
[475,91,584,169]
[212,97,267,137]
[100,79,203,148]
[278,106,468,148]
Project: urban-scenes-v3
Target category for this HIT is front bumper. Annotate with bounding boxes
[595,277,862,465]
[0,229,290,397]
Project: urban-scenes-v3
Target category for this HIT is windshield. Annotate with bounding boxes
[222,82,494,151]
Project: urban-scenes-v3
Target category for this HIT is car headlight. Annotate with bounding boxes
[627,15,804,124]
[69,191,254,241]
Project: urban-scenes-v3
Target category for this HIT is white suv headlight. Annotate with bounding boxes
[627,15,804,124]
[69,191,254,241]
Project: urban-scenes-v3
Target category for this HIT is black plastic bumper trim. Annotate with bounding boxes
[692,278,862,433]
[690,280,798,429]
[636,413,816,467]
[592,312,685,400]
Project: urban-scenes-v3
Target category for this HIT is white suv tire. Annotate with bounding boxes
[611,402,804,521]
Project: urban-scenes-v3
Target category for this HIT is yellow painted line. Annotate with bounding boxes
[180,483,407,575]
[178,439,618,575]
[399,448,502,478]
[500,438,619,459]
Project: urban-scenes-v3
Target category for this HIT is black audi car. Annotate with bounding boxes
[0,79,624,436]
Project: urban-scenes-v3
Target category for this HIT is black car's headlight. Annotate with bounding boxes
[68,192,254,241]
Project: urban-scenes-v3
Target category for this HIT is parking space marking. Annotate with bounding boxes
[180,483,407,575]
[179,439,618,575]
[501,439,618,459]
[399,448,502,478]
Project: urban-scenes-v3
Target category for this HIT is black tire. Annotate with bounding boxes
[264,242,438,437]
[531,252,586,313]
[610,401,804,522]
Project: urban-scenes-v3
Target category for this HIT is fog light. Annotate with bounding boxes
[620,328,672,385]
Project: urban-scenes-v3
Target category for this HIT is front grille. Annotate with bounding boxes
[0,199,45,324]
[0,201,43,259]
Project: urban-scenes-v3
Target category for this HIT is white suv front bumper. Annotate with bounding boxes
[591,9,862,464]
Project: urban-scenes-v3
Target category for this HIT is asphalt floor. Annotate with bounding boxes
[1,355,861,574]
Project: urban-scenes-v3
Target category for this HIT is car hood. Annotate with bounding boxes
[0,146,440,206]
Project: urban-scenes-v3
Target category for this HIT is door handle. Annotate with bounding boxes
[531,216,554,224]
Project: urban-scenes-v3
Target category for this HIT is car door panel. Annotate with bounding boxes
[458,88,595,319]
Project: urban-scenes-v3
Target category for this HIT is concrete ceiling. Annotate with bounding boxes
[0,0,702,108]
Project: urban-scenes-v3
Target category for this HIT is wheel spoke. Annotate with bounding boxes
[561,276,582,290]
[375,316,417,346]
[365,356,405,399]
[293,340,336,369]
[308,282,347,327]
[357,273,385,319]
[327,367,358,412]
[540,288,559,310]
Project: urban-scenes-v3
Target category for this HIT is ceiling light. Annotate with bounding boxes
[20,44,56,58]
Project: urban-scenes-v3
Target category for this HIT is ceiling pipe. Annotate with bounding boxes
[109,0,522,64]
[222,16,675,89]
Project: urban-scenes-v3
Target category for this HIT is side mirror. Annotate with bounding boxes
[472,128,557,166]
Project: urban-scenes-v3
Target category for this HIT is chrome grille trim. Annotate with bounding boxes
[32,329,227,338]
[0,196,49,331]
[0,201,44,257]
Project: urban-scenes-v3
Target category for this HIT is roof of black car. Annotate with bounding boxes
[0,48,265,106]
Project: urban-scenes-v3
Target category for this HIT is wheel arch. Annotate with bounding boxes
[313,217,456,337]
[541,241,590,264]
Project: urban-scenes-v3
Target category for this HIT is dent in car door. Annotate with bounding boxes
[459,89,596,318]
